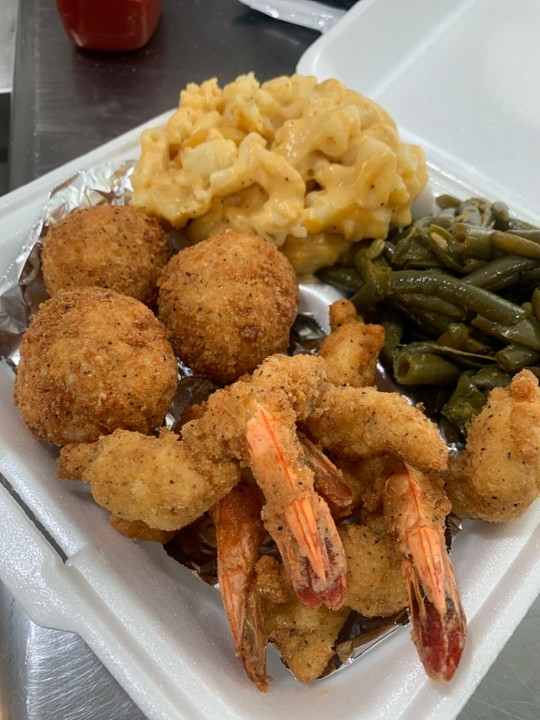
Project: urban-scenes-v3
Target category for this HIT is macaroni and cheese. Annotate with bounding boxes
[131,74,428,273]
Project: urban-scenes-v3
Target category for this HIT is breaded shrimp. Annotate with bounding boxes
[254,555,349,684]
[339,522,407,618]
[445,368,540,522]
[110,516,178,544]
[58,428,241,531]
[318,298,385,387]
[305,383,448,472]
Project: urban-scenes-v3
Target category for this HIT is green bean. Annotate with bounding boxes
[462,255,539,291]
[441,371,489,432]
[437,323,493,354]
[451,224,494,259]
[441,366,511,433]
[472,314,540,351]
[393,292,467,319]
[531,288,540,322]
[490,230,540,258]
[425,226,466,273]
[389,270,527,325]
[316,266,364,292]
[380,308,404,364]
[436,194,461,210]
[393,351,461,385]
[506,228,540,241]
[492,201,511,229]
[351,247,392,311]
[468,365,512,390]
[521,267,540,289]
[387,226,442,269]
[388,300,455,335]
[395,340,494,367]
[495,344,540,372]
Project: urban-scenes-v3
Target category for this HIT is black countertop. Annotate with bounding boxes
[6,2,540,719]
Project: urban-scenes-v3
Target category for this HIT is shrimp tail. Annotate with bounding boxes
[211,482,270,691]
[385,463,466,681]
[403,542,466,681]
[246,404,347,611]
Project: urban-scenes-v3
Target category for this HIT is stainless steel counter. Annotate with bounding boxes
[5,1,540,718]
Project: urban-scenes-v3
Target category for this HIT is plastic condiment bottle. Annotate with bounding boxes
[56,0,163,51]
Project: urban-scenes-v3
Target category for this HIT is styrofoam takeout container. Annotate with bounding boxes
[1,0,539,718]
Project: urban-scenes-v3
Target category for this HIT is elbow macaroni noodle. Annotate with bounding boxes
[131,74,428,273]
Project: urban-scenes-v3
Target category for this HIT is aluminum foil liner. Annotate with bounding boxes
[0,159,460,684]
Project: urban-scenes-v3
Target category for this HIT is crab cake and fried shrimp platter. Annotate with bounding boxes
[14,286,178,446]
[41,204,171,306]
[158,230,299,383]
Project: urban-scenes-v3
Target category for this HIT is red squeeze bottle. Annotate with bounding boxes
[56,0,163,51]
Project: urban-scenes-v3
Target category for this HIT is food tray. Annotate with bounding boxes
[1,2,540,719]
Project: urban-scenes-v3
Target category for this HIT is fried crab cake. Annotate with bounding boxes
[14,287,178,445]
[41,204,171,305]
[157,230,299,383]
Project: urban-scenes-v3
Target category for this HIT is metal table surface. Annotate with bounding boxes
[4,1,540,718]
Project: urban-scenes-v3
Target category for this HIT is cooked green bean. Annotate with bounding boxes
[391,231,442,269]
[392,291,467,319]
[317,193,540,436]
[441,366,512,434]
[380,308,404,364]
[472,314,540,351]
[490,230,540,258]
[316,267,364,292]
[532,288,540,322]
[451,224,494,259]
[495,344,540,372]
[441,371,489,432]
[506,228,540,241]
[399,340,493,365]
[492,201,511,229]
[467,365,512,389]
[462,255,538,291]
[436,194,461,210]
[437,323,493,354]
[389,270,527,325]
[393,351,461,385]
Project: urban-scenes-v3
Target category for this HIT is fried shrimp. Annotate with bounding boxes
[58,428,241,530]
[304,383,448,471]
[445,369,540,522]
[379,461,466,682]
[14,287,178,445]
[157,230,299,383]
[41,204,171,306]
[318,298,385,388]
[339,522,407,618]
[254,555,349,684]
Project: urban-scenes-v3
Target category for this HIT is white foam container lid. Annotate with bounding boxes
[298,0,540,226]
[0,1,539,717]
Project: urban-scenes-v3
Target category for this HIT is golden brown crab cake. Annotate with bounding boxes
[157,230,299,383]
[14,287,178,445]
[41,204,171,306]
